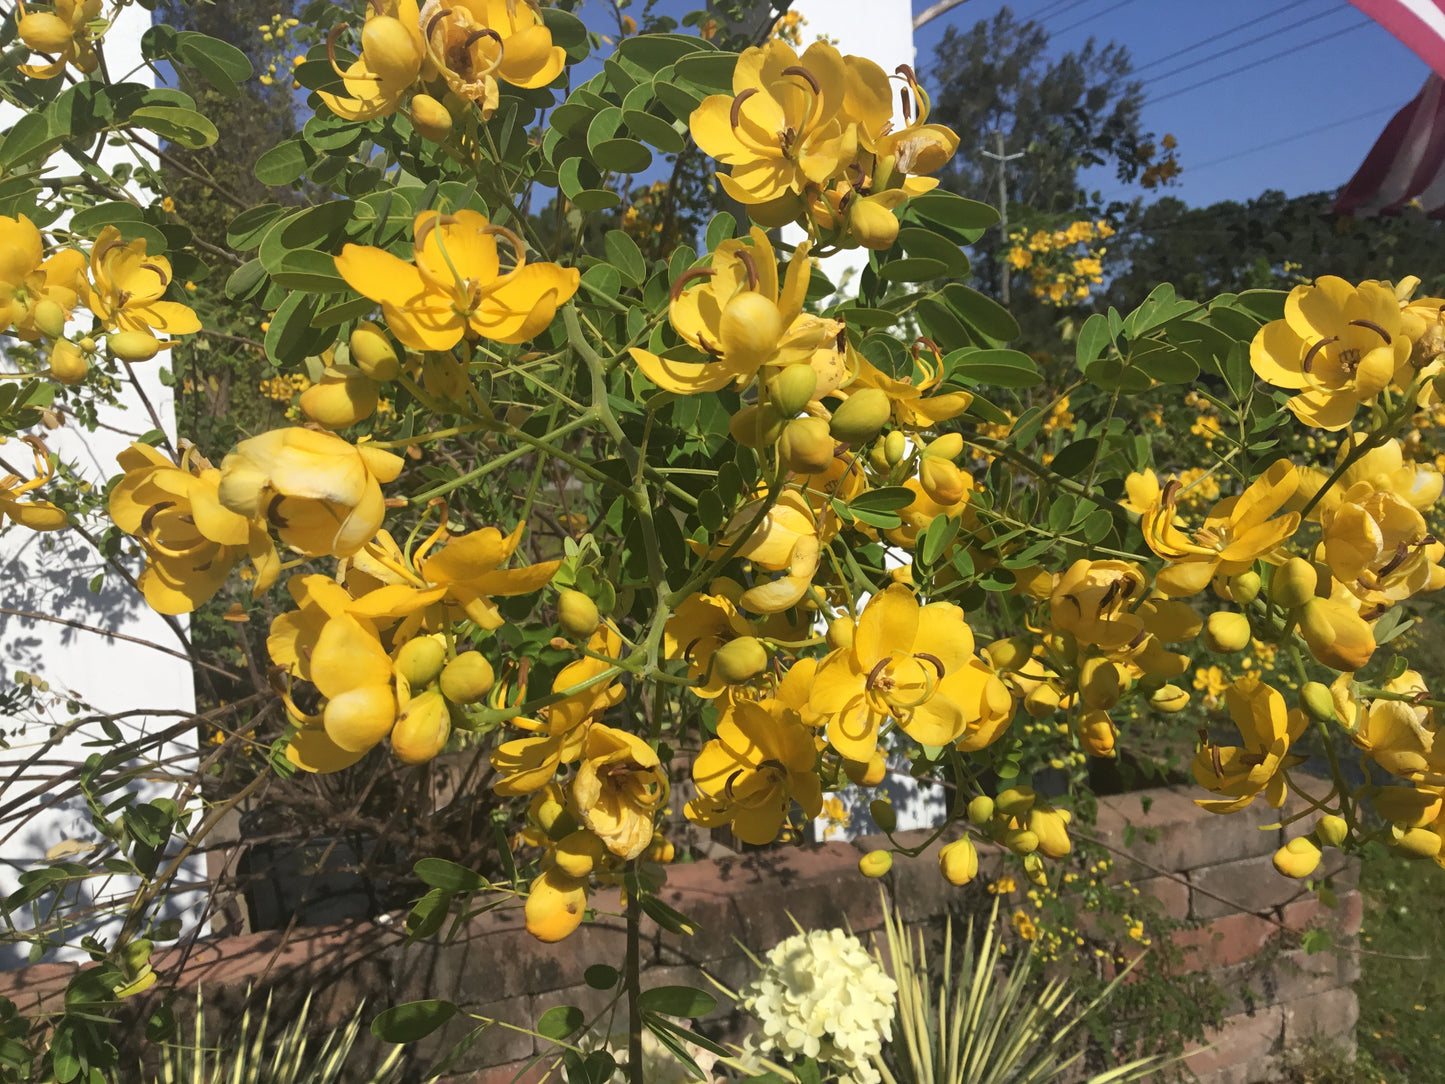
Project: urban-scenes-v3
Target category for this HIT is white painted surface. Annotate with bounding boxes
[0,3,205,965]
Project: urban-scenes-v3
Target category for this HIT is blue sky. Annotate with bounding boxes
[907,0,1430,207]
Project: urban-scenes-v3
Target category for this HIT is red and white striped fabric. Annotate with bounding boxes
[1335,0,1445,216]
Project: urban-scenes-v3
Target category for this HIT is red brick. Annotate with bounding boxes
[720,843,886,951]
[1189,854,1310,920]
[1183,1005,1282,1078]
[1089,787,1283,877]
[647,858,743,964]
[1280,889,1363,937]
[0,962,74,1015]
[1173,912,1279,972]
[1269,948,1356,1005]
[1282,987,1359,1046]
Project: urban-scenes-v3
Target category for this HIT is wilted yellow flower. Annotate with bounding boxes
[1191,674,1307,813]
[0,436,68,531]
[0,214,86,341]
[336,210,579,352]
[82,226,201,343]
[15,0,100,78]
[109,442,279,615]
[218,427,404,558]
[1250,276,1411,430]
[1143,461,1300,597]
[318,0,425,122]
[419,0,565,117]
[1348,669,1445,783]
[570,724,668,860]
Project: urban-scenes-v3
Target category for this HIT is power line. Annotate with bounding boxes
[1146,17,1372,106]
[1133,0,1323,73]
[1053,0,1136,38]
[1035,0,1100,28]
[1139,5,1353,87]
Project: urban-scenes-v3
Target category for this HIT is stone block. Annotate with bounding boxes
[1268,948,1356,1005]
[1132,874,1190,921]
[1282,987,1359,1046]
[1091,787,1281,878]
[1280,889,1363,938]
[1173,912,1279,972]
[1189,854,1310,920]
[647,858,743,964]
[719,843,886,952]
[1182,1004,1282,1079]
[0,961,75,1015]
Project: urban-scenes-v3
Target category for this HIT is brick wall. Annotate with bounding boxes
[0,784,1361,1084]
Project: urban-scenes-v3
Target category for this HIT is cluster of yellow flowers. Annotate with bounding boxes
[1005,220,1114,305]
[689,38,959,250]
[259,373,313,402]
[12,0,101,79]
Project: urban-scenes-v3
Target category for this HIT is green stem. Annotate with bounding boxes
[626,870,644,1084]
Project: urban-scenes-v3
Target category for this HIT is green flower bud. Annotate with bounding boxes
[31,298,65,339]
[768,364,818,416]
[349,321,400,381]
[411,93,453,142]
[828,388,890,445]
[1203,611,1252,654]
[439,652,495,704]
[1272,557,1318,610]
[108,330,161,361]
[779,416,835,474]
[1273,836,1322,878]
[557,588,600,640]
[394,636,447,688]
[1300,682,1337,723]
[967,795,995,825]
[1315,814,1348,849]
[996,786,1036,818]
[938,837,978,885]
[712,636,768,684]
[869,798,897,834]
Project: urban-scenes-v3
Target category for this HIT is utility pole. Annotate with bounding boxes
[980,130,1025,305]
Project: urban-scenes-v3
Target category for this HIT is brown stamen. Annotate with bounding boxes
[736,248,760,292]
[670,266,715,301]
[266,494,289,528]
[866,658,890,689]
[1302,336,1338,374]
[1349,318,1391,343]
[730,87,758,130]
[895,63,917,84]
[916,652,945,678]
[140,501,176,535]
[1378,541,1412,577]
[781,65,821,94]
[899,86,912,124]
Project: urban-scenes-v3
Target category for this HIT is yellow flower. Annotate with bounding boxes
[1191,674,1307,813]
[847,347,973,431]
[686,697,822,844]
[1250,276,1411,430]
[689,40,857,208]
[217,427,404,558]
[630,227,823,396]
[15,0,100,78]
[109,442,279,615]
[809,584,1013,762]
[1143,461,1300,597]
[571,724,669,860]
[0,436,68,531]
[1048,559,1148,651]
[0,214,86,341]
[318,0,425,121]
[419,0,566,116]
[336,210,579,352]
[1012,910,1037,941]
[82,226,201,342]
[663,590,758,698]
[1348,670,1445,783]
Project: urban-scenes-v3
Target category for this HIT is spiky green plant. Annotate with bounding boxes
[138,988,406,1084]
[874,894,1172,1084]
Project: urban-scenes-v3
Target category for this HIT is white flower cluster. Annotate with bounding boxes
[741,927,897,1084]
[578,1027,721,1084]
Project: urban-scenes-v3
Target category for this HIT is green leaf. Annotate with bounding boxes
[640,894,698,936]
[130,105,217,149]
[603,230,647,287]
[1132,345,1199,385]
[1075,312,1111,371]
[405,888,452,942]
[0,114,57,169]
[536,1005,584,1040]
[897,227,968,276]
[226,203,286,251]
[906,191,999,232]
[592,137,652,174]
[540,7,588,50]
[623,109,685,153]
[265,292,332,367]
[876,257,947,283]
[1233,289,1288,323]
[1122,282,1199,339]
[941,282,1019,345]
[371,1000,458,1044]
[415,858,485,894]
[254,138,316,187]
[849,486,916,513]
[617,33,708,72]
[1050,438,1099,479]
[637,986,717,1018]
[584,965,619,990]
[225,258,267,301]
[270,249,345,292]
[672,51,737,92]
[586,107,624,153]
[653,80,704,122]
[947,348,1042,387]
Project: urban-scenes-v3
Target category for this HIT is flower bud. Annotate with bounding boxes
[729,402,786,448]
[1148,684,1189,713]
[300,365,380,429]
[553,829,606,878]
[1203,612,1252,654]
[1299,681,1337,723]
[1077,710,1118,757]
[996,786,1036,819]
[411,93,453,142]
[1315,814,1348,849]
[1271,557,1318,609]
[323,685,396,752]
[1272,836,1322,878]
[720,291,786,372]
[1395,826,1442,859]
[349,321,400,381]
[827,616,855,650]
[828,388,890,445]
[1226,570,1261,605]
[924,432,964,460]
[938,837,978,886]
[525,868,587,943]
[712,636,768,683]
[859,850,893,878]
[919,455,968,505]
[18,12,72,51]
[779,416,835,474]
[31,298,65,339]
[394,636,446,688]
[1298,597,1376,672]
[361,14,423,83]
[1024,682,1061,718]
[869,798,897,833]
[108,330,162,361]
[984,636,1033,671]
[967,795,995,825]
[1045,630,1078,665]
[845,751,887,787]
[47,339,87,385]
[848,195,901,250]
[1029,807,1072,858]
[884,429,907,467]
[768,364,818,416]
[390,688,450,764]
[439,651,495,704]
[557,589,600,640]
[1078,656,1123,710]
[1004,828,1039,855]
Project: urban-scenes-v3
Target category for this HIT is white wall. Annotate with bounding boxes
[0,3,204,965]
